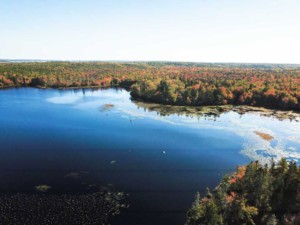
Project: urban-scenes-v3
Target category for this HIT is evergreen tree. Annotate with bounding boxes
[186,159,300,225]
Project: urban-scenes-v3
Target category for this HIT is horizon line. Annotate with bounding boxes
[1,59,300,66]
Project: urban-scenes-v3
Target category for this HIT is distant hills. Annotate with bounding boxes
[1,59,300,69]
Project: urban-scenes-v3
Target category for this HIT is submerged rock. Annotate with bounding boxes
[35,185,52,192]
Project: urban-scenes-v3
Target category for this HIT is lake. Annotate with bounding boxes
[0,88,299,225]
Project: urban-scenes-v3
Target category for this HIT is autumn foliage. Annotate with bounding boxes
[1,62,300,110]
[186,159,300,225]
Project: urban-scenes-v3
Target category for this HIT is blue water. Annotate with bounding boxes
[0,88,299,225]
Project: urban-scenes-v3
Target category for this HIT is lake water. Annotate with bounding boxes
[0,88,299,225]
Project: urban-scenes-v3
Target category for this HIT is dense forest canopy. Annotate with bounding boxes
[1,61,300,110]
[186,159,300,225]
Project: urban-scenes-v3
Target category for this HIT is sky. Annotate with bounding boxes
[0,0,300,63]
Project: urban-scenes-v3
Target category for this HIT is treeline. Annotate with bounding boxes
[0,62,300,110]
[186,159,300,225]
[0,62,141,88]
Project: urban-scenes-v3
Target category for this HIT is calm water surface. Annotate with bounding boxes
[0,88,299,225]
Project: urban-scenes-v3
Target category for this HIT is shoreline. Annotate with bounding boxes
[133,100,300,121]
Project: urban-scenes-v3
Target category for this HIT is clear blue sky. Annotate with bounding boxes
[1,0,299,63]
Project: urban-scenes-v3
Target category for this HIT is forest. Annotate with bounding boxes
[186,159,300,225]
[1,62,300,110]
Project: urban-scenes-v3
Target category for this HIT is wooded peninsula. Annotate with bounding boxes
[1,61,300,110]
[186,159,300,225]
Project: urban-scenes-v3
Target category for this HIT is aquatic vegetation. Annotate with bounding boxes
[134,101,300,121]
[254,131,274,141]
[99,103,115,112]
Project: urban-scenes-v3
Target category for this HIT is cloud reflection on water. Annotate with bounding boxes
[47,88,300,164]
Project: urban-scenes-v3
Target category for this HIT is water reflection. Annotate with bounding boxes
[131,101,300,164]
[1,87,300,225]
[44,88,300,165]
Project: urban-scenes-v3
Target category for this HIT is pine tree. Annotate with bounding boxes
[187,159,300,225]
